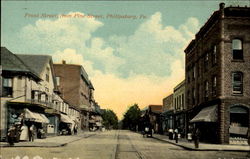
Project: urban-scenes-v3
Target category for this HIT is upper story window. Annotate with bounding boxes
[204,53,209,71]
[232,72,243,94]
[212,45,217,65]
[212,76,217,96]
[56,77,60,86]
[181,94,184,109]
[232,39,243,60]
[2,78,13,97]
[46,67,50,82]
[187,90,190,105]
[192,88,195,105]
[193,65,196,80]
[175,98,177,110]
[205,81,209,101]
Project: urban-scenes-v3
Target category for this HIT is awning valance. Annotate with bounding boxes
[25,108,49,123]
[60,113,74,124]
[190,105,217,123]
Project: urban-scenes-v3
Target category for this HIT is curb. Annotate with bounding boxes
[0,134,96,148]
[152,136,250,152]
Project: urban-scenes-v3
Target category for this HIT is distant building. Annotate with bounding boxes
[173,80,186,137]
[141,105,163,134]
[162,94,174,134]
[185,3,250,144]
[54,61,95,130]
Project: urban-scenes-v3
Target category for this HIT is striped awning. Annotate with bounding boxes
[60,113,74,124]
[24,108,49,123]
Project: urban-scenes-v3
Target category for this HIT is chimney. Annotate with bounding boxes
[219,2,225,10]
[62,60,66,64]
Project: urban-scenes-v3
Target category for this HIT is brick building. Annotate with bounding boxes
[53,61,94,130]
[185,3,250,144]
[173,80,186,137]
[162,94,174,134]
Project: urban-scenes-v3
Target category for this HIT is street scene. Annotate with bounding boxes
[1,0,250,159]
[1,130,249,159]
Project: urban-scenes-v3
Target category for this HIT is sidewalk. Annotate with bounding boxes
[153,134,250,152]
[0,131,97,148]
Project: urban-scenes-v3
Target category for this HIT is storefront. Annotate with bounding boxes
[190,105,218,143]
[229,105,249,143]
[59,113,74,135]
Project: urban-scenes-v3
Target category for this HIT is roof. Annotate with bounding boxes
[17,54,58,91]
[17,54,51,77]
[174,80,185,92]
[1,47,40,80]
[149,105,163,114]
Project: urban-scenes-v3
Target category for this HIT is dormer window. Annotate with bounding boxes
[232,39,243,60]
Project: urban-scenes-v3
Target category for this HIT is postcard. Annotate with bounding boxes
[1,0,250,159]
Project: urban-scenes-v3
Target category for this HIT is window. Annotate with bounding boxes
[204,53,209,71]
[197,84,200,104]
[56,77,60,86]
[192,88,195,105]
[212,45,217,65]
[212,76,217,96]
[193,65,196,79]
[205,81,209,100]
[197,62,200,77]
[232,39,243,60]
[31,90,35,99]
[175,98,177,109]
[232,72,243,94]
[2,78,13,97]
[182,94,184,109]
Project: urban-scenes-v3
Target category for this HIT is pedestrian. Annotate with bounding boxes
[168,129,173,140]
[74,124,78,135]
[29,124,35,142]
[187,132,192,142]
[7,125,16,146]
[174,128,179,143]
[193,128,200,148]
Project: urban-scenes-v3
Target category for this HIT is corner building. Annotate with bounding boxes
[185,3,250,144]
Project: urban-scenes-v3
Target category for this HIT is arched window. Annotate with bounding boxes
[232,39,243,60]
[232,72,243,94]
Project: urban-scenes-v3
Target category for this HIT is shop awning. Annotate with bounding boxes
[60,113,74,124]
[25,109,49,123]
[190,105,217,123]
[40,114,50,123]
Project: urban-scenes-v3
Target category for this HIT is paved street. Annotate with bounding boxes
[1,130,249,159]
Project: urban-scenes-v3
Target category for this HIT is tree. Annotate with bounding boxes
[122,104,141,131]
[101,109,118,129]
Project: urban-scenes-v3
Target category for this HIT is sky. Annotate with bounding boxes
[1,0,249,119]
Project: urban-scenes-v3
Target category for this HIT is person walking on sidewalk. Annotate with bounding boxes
[193,128,200,148]
[174,128,179,143]
[29,124,35,142]
[7,125,16,146]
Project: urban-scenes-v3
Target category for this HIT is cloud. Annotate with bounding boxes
[17,11,199,119]
[19,12,103,54]
[108,12,198,78]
